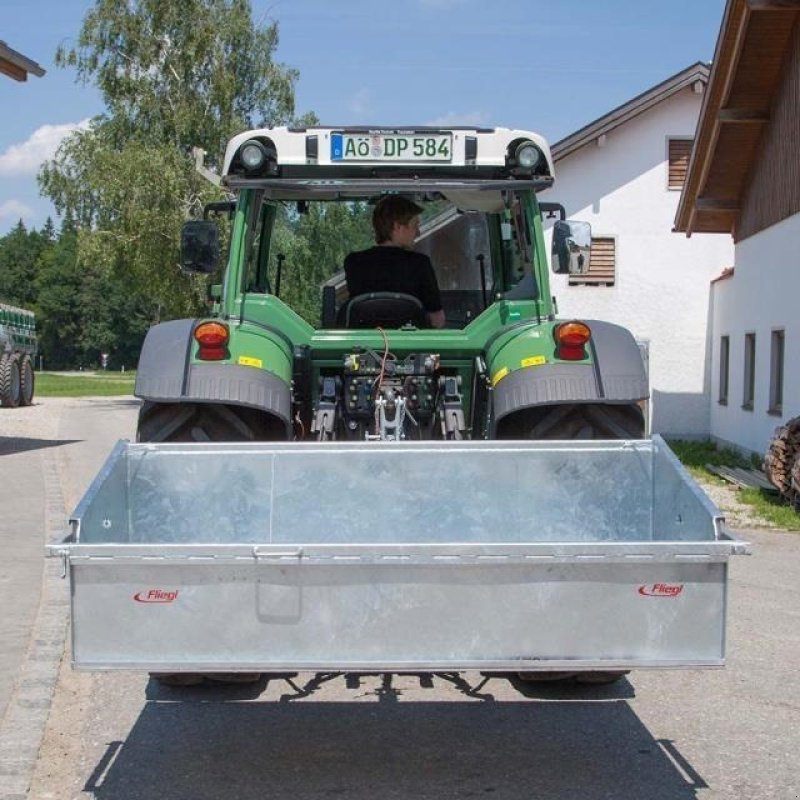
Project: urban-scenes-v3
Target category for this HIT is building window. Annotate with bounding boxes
[718,335,729,405]
[668,138,693,190]
[568,237,615,286]
[769,329,785,415]
[742,332,756,411]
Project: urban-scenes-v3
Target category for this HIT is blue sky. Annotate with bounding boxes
[0,0,727,235]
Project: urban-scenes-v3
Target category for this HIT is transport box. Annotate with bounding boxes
[49,436,747,673]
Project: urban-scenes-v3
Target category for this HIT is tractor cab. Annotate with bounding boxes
[186,126,563,331]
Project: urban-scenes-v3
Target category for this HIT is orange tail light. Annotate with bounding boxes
[554,321,591,361]
[194,321,229,361]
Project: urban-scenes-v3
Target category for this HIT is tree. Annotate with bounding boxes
[34,217,83,369]
[39,0,313,326]
[0,221,46,308]
[274,203,373,325]
[33,215,153,370]
[56,0,302,163]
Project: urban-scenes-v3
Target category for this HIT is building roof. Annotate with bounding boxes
[710,266,735,284]
[552,62,710,161]
[0,41,45,82]
[675,0,800,236]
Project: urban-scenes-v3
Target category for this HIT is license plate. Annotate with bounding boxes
[331,132,452,162]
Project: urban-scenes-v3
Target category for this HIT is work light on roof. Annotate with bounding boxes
[515,141,541,169]
[240,139,268,171]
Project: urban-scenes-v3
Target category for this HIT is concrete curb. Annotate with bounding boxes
[0,445,69,800]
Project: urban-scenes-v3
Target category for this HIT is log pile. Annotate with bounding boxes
[792,450,800,509]
[764,416,800,508]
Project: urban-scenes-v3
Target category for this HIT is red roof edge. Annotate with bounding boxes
[710,267,735,284]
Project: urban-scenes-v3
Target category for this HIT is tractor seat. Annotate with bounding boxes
[343,292,426,329]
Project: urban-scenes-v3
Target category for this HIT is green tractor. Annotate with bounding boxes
[52,127,748,684]
[0,303,37,408]
[135,125,647,446]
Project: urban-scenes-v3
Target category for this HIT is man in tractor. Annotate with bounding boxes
[344,195,446,328]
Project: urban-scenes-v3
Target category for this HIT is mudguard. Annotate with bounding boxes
[134,319,292,426]
[491,320,648,424]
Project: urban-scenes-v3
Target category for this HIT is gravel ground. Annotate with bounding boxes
[694,476,780,531]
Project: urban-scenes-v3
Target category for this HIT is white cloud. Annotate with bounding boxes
[0,119,92,176]
[349,88,371,117]
[426,111,490,127]
[0,199,35,222]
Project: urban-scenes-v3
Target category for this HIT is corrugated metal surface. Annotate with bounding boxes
[737,20,800,241]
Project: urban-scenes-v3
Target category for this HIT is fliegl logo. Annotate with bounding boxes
[638,583,684,598]
[134,589,179,604]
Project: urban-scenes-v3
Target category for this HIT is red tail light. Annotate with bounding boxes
[194,321,229,361]
[554,321,591,361]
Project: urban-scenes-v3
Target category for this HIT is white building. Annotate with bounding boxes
[542,64,734,438]
[675,0,800,456]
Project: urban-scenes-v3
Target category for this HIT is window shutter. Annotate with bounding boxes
[668,138,693,190]
[569,237,616,286]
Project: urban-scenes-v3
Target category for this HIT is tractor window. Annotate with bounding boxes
[499,195,537,296]
[415,207,492,291]
[267,200,374,323]
[243,200,274,294]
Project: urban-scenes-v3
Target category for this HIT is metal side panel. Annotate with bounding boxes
[65,437,728,545]
[66,543,735,671]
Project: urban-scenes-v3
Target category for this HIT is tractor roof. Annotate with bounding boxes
[220,126,554,210]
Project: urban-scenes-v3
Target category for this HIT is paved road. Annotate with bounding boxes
[0,397,139,800]
[0,410,48,722]
[3,398,800,799]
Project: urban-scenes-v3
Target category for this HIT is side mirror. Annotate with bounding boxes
[181,220,220,274]
[551,219,591,276]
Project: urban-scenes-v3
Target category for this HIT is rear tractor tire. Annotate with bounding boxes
[514,670,630,686]
[137,401,286,443]
[138,401,286,688]
[497,402,645,441]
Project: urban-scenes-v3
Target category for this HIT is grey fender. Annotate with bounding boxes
[134,319,292,426]
[493,320,648,424]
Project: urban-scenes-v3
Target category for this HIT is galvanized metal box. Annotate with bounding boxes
[50,436,747,673]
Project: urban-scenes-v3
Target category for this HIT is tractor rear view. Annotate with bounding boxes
[50,126,746,681]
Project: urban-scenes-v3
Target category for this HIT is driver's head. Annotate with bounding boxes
[373,195,423,245]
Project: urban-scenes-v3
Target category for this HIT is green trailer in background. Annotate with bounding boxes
[0,303,37,407]
[0,43,43,408]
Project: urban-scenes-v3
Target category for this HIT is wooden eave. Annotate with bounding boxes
[552,63,710,161]
[0,41,45,82]
[674,0,800,236]
[710,266,735,283]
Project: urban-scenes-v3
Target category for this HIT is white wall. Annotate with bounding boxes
[709,212,800,455]
[542,89,734,438]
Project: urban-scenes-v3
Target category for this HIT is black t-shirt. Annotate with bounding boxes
[344,246,443,313]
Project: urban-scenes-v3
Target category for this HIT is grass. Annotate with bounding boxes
[667,438,760,485]
[739,487,800,530]
[668,438,799,530]
[35,371,136,397]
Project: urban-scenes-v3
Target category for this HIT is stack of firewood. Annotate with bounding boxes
[764,416,800,508]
